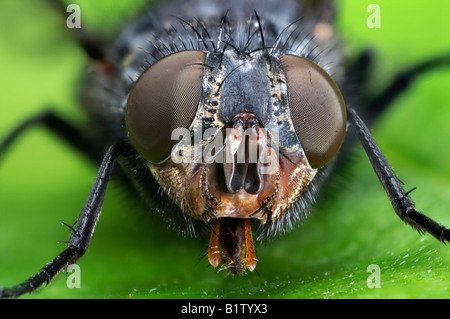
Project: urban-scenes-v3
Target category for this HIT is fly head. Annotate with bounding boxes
[124,12,347,273]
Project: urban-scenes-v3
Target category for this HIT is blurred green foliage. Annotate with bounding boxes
[0,0,449,298]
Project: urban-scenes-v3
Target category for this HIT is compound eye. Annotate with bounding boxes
[126,50,206,163]
[280,54,346,168]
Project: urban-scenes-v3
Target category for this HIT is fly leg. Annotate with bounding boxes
[345,53,450,241]
[346,106,450,243]
[363,55,450,125]
[0,110,105,163]
[0,1,125,297]
[0,141,123,298]
[0,0,118,163]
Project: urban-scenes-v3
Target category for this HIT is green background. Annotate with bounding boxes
[0,0,449,299]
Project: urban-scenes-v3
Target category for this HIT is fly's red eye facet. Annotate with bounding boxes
[126,50,206,163]
[280,54,347,168]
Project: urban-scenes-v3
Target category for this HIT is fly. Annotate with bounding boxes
[0,0,449,298]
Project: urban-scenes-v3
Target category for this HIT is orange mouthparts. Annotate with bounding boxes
[208,218,257,273]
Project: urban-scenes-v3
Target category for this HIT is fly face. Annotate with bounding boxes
[124,17,346,272]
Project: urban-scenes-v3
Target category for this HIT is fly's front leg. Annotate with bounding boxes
[347,106,450,243]
[0,141,123,298]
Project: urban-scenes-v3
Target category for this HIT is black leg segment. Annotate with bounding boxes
[0,141,123,298]
[0,110,104,163]
[364,55,450,125]
[347,106,450,243]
